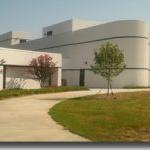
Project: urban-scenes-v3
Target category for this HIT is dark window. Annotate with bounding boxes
[20,39,27,43]
[47,31,53,36]
[80,69,85,86]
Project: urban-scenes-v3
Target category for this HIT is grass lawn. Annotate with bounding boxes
[49,91,150,142]
[0,86,88,100]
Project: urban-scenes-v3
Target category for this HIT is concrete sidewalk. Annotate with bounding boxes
[0,89,150,142]
[0,90,99,142]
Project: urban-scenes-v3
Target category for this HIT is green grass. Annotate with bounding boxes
[49,91,150,142]
[0,86,88,100]
[124,86,150,89]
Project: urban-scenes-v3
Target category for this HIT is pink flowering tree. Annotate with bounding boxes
[29,54,57,88]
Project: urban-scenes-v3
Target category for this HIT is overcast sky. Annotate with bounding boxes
[0,0,149,38]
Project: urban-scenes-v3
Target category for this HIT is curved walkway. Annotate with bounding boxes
[0,90,99,142]
[0,89,150,142]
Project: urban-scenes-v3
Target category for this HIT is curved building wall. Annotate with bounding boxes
[12,20,150,88]
[12,20,149,51]
[50,37,149,88]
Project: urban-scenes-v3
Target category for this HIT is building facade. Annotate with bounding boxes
[0,48,62,90]
[1,19,150,88]
[0,32,32,47]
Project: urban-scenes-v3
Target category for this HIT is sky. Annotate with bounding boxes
[0,0,150,38]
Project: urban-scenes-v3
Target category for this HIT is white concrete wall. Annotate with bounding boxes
[43,20,73,36]
[62,70,80,86]
[0,66,3,90]
[0,32,32,47]
[12,20,149,50]
[48,37,149,69]
[51,68,62,87]
[0,48,62,67]
[72,19,99,31]
[0,48,62,89]
[5,66,40,89]
[11,20,150,88]
[85,70,149,88]
[43,19,99,37]
[5,66,61,89]
[48,36,149,88]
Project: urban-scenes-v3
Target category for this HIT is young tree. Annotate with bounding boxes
[91,42,126,95]
[29,54,57,88]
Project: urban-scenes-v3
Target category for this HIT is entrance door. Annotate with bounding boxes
[80,69,85,86]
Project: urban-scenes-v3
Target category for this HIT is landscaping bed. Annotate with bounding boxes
[0,86,88,100]
[49,91,150,142]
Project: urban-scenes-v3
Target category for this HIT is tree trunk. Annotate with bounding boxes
[110,82,114,95]
[48,76,52,87]
[107,79,110,96]
[107,69,111,96]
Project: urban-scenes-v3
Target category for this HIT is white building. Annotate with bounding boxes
[1,19,150,88]
[0,48,62,90]
[0,31,32,47]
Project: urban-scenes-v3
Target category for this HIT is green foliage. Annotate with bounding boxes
[91,42,126,80]
[29,54,57,87]
[91,42,126,95]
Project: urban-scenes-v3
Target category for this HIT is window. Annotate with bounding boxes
[20,39,27,43]
[47,31,53,36]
